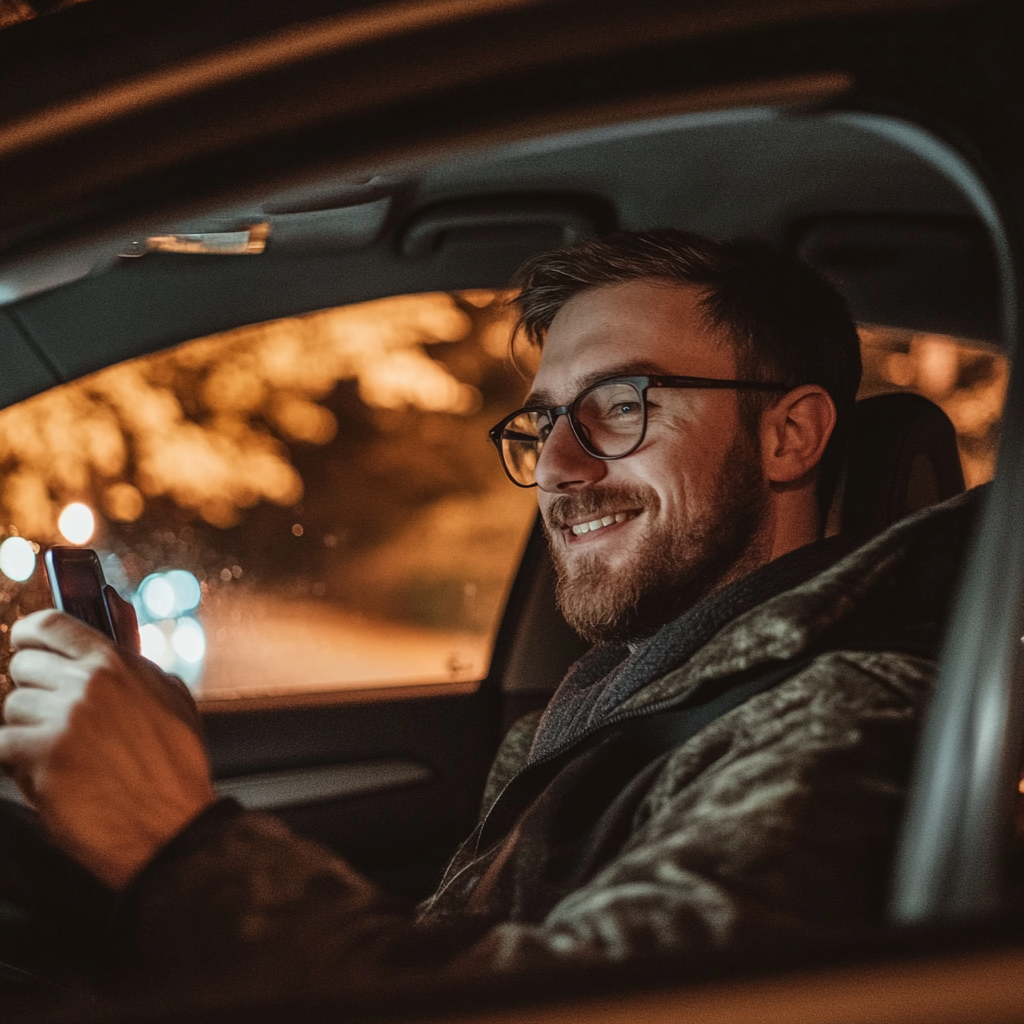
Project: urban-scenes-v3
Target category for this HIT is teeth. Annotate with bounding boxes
[571,512,631,536]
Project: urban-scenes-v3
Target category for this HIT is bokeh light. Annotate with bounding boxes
[164,569,202,612]
[134,570,205,684]
[141,576,175,619]
[0,536,36,582]
[0,293,484,536]
[140,570,201,619]
[172,617,206,663]
[139,622,167,664]
[104,482,145,522]
[58,503,95,545]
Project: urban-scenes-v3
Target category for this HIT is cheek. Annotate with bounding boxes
[646,419,740,516]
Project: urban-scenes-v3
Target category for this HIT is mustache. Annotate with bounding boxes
[543,487,658,530]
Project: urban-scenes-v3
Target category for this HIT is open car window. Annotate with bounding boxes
[0,291,538,702]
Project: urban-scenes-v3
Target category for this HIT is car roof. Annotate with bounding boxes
[0,102,996,409]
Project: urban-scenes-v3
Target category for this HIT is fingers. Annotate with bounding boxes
[9,647,85,692]
[0,723,48,768]
[106,587,141,655]
[11,609,114,659]
[4,685,62,726]
[9,625,198,729]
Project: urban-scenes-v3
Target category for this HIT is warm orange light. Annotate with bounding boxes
[0,292,503,537]
[859,328,1007,488]
[58,502,95,545]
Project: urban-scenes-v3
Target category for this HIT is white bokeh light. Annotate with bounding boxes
[142,576,175,619]
[165,570,201,612]
[58,503,95,545]
[171,617,206,663]
[139,623,169,666]
[0,537,36,582]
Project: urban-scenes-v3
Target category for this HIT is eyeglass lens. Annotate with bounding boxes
[499,381,645,485]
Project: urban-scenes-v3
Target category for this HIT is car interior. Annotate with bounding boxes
[0,102,1001,907]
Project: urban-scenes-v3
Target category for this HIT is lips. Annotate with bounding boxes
[544,488,654,545]
[570,512,629,536]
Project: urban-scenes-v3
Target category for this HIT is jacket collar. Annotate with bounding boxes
[616,487,981,717]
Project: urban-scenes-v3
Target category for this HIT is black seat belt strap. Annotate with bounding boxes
[622,653,822,755]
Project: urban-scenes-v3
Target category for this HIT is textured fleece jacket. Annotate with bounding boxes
[118,489,980,1001]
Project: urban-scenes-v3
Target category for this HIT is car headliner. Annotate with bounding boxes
[0,105,993,411]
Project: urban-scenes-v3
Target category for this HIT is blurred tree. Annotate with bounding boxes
[0,291,536,642]
[0,292,494,540]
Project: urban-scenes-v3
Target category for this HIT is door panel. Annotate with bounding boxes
[203,686,499,899]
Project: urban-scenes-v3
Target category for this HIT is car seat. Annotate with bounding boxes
[839,392,966,542]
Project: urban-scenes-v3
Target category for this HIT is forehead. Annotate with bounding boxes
[530,279,736,400]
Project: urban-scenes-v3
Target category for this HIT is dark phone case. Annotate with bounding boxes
[44,547,118,642]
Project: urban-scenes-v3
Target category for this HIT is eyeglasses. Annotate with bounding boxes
[488,374,790,487]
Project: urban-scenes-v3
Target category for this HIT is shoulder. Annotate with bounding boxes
[724,648,937,755]
[643,649,936,815]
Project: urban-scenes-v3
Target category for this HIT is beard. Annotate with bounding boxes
[542,431,770,645]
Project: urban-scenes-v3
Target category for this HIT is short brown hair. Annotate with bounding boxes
[511,230,863,515]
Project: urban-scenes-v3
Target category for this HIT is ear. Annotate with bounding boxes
[760,385,837,486]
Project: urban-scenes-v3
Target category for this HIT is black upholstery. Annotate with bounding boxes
[841,392,966,542]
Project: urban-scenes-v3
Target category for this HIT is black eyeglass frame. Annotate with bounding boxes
[488,374,791,488]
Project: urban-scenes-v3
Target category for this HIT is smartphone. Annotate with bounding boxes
[44,546,118,641]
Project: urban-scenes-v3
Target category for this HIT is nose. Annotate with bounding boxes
[534,414,608,492]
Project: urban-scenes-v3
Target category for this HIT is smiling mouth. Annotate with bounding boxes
[569,512,631,536]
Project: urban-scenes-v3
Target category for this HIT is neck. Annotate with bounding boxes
[767,484,822,561]
[701,486,821,608]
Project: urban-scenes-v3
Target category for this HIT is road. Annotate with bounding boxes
[196,590,488,701]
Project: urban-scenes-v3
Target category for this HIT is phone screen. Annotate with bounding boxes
[46,549,116,640]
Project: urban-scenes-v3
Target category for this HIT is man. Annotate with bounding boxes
[0,231,975,999]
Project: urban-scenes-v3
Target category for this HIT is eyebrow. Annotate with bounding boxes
[525,360,670,408]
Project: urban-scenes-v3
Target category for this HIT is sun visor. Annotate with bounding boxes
[0,310,60,408]
[794,216,1000,343]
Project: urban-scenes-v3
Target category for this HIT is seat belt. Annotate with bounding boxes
[613,652,823,758]
[477,652,828,854]
[613,634,936,757]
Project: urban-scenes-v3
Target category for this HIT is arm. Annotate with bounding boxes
[125,654,933,999]
[0,614,930,999]
[0,598,216,889]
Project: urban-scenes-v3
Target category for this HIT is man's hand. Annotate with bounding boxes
[0,590,216,890]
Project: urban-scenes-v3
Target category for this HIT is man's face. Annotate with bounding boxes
[529,279,772,643]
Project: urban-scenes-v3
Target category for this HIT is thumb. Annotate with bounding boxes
[105,586,141,655]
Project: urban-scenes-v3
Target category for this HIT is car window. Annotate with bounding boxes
[0,301,1005,705]
[857,326,1006,486]
[0,291,537,703]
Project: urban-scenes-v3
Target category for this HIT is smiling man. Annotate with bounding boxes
[518,267,836,645]
[0,231,978,1000]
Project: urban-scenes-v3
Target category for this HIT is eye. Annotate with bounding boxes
[607,400,642,419]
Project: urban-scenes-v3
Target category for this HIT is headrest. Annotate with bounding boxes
[841,392,966,541]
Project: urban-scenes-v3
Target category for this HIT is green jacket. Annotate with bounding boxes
[119,489,979,1000]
